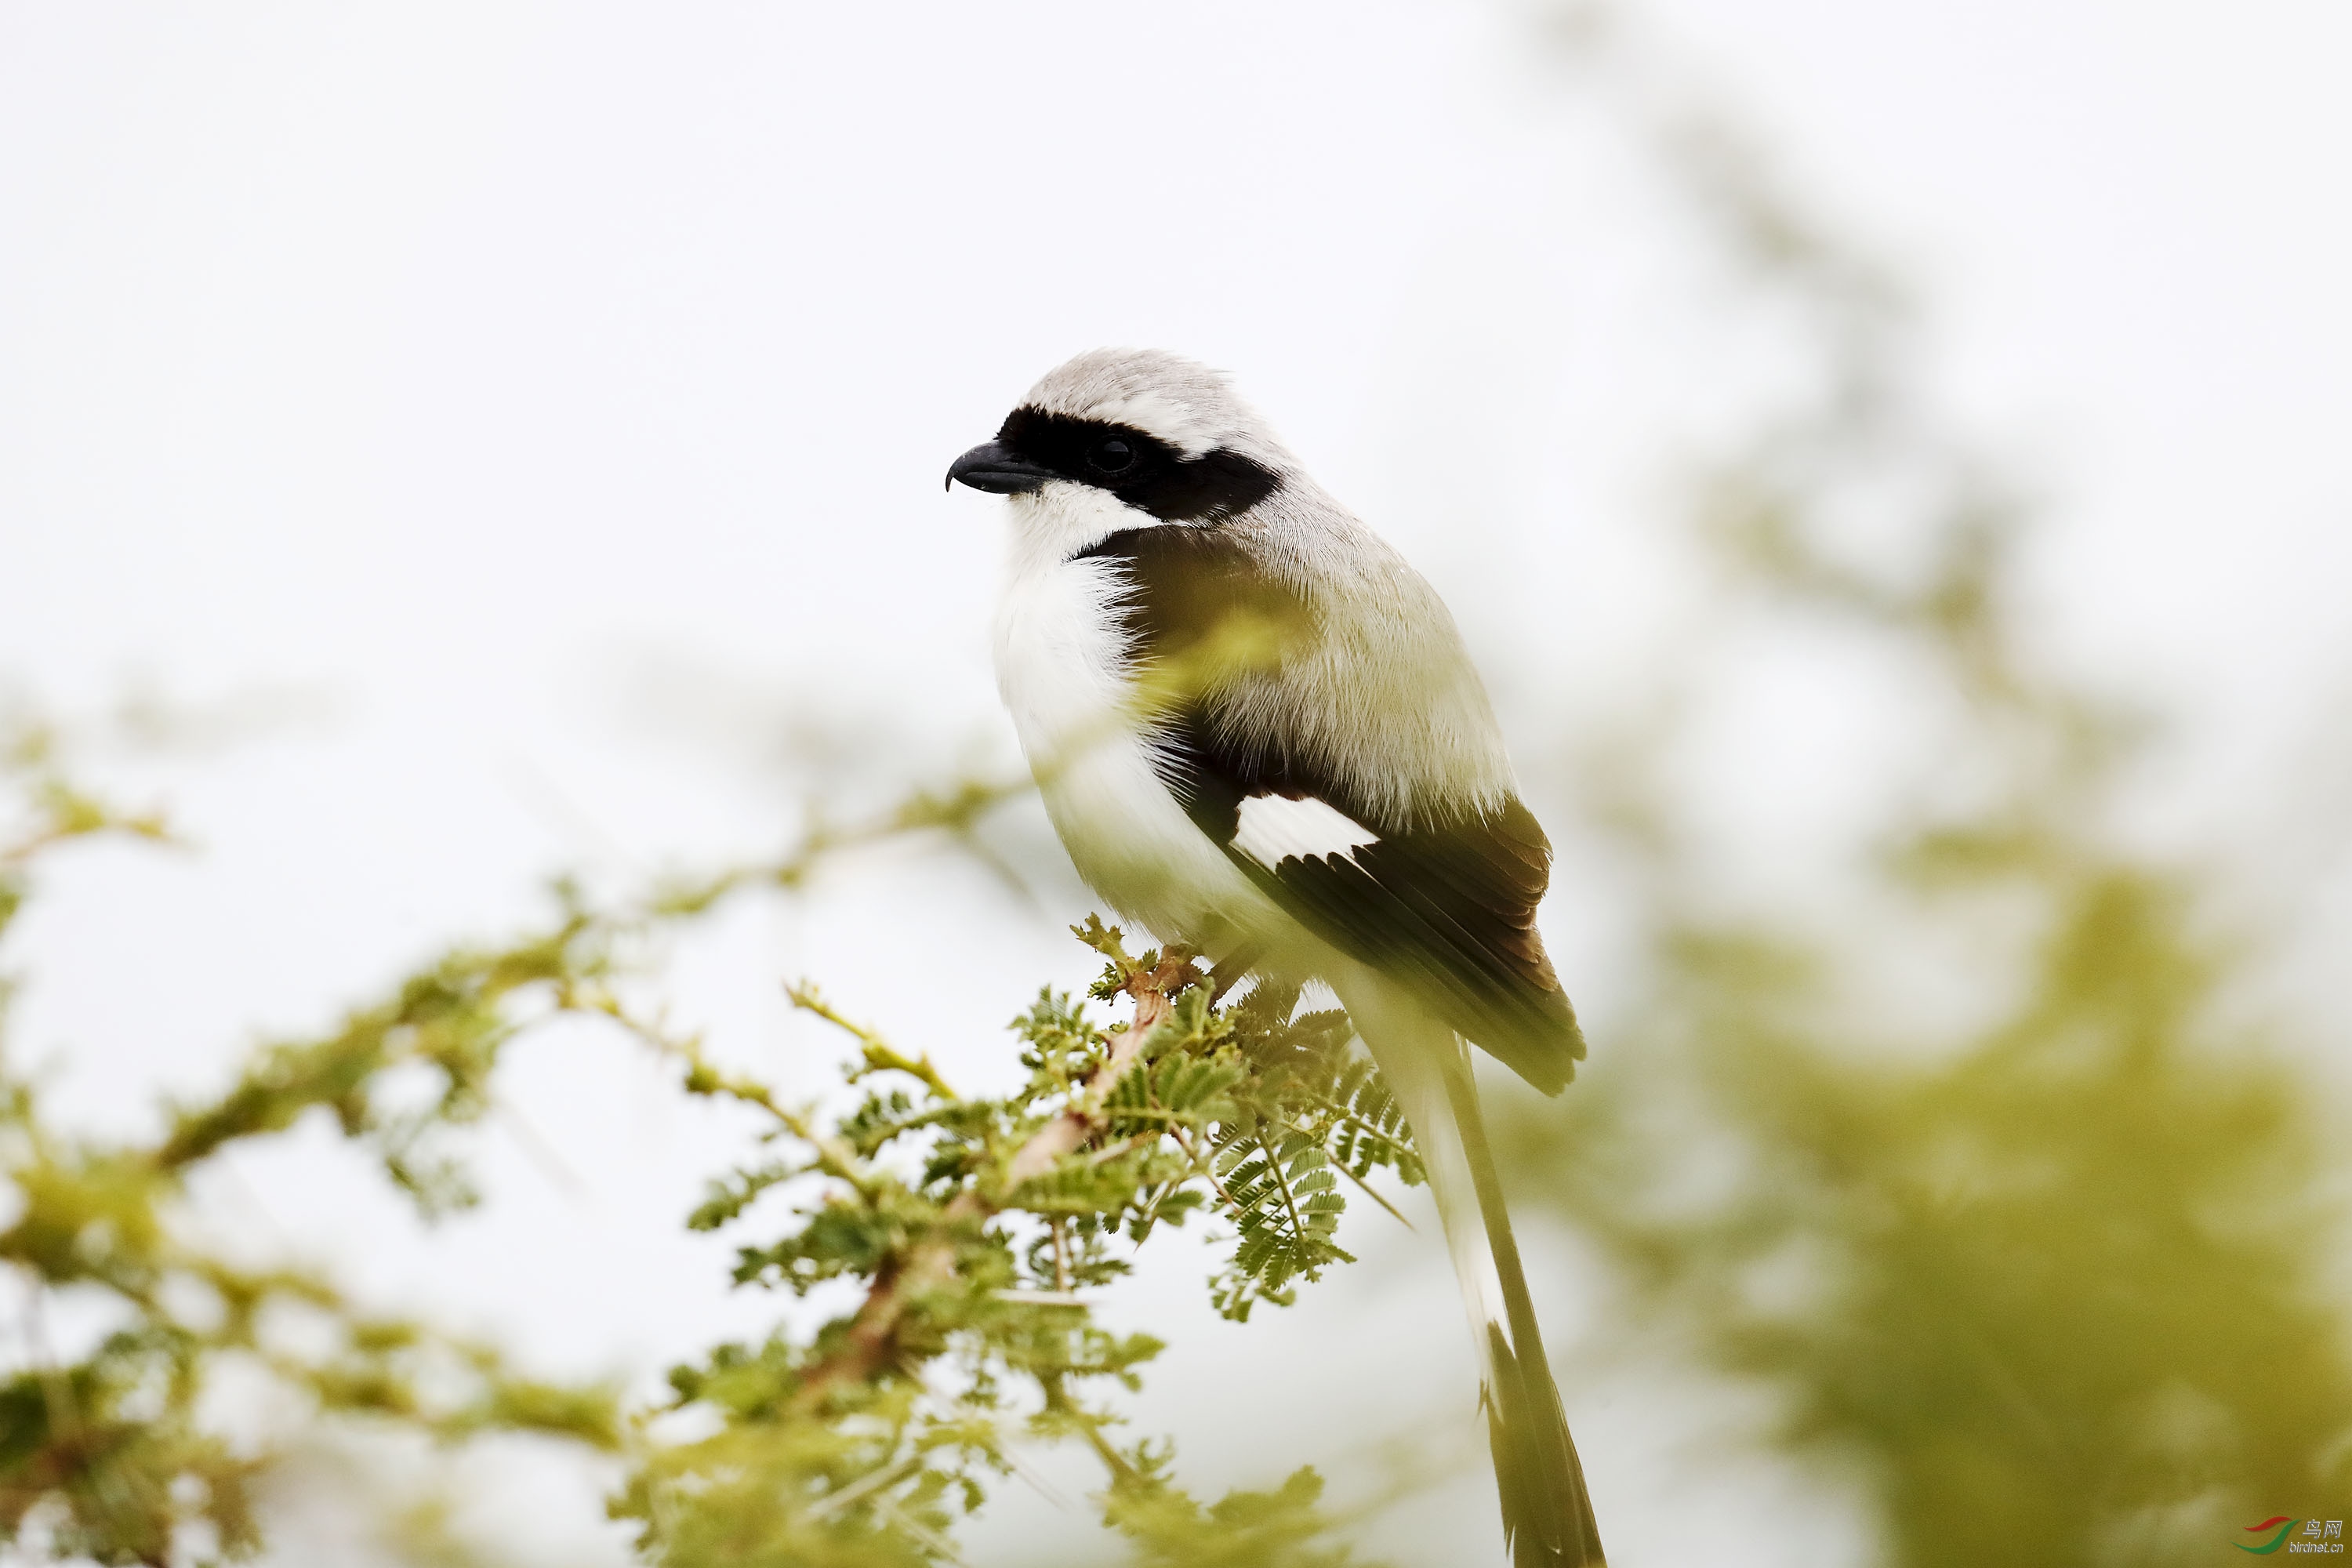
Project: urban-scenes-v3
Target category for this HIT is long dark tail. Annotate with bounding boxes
[1340,975,1606,1568]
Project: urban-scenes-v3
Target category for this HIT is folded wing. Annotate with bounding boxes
[1080,525,1586,1094]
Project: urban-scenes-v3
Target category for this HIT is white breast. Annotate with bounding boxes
[991,485,1276,943]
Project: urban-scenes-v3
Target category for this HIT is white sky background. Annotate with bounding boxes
[2,3,2347,1565]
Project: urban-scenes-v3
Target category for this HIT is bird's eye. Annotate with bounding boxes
[1087,438,1137,475]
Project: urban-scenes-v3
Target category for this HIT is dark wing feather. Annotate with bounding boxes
[1081,527,1586,1094]
[1207,742,1584,1094]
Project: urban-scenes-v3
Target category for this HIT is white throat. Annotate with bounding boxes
[1001,480,1149,576]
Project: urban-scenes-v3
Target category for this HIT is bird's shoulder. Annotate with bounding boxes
[1073,521,1315,669]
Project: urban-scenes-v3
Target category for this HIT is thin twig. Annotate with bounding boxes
[591,999,879,1196]
[489,1091,591,1202]
[648,775,1030,919]
[1003,1444,1077,1512]
[805,1453,927,1523]
[1083,1131,1158,1168]
[994,1288,1085,1308]
[1167,1123,1243,1213]
[878,1501,970,1566]
[1326,1152,1414,1230]
[787,981,960,1102]
[1040,1370,1140,1486]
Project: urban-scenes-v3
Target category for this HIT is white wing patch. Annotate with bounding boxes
[1231,793,1380,869]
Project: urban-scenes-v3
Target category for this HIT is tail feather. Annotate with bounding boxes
[1339,975,1606,1568]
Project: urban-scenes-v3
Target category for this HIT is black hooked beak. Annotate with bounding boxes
[946,441,1058,495]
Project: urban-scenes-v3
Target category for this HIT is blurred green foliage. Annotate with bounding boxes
[1504,16,2352,1561]
[0,719,622,1565]
[0,717,1400,1565]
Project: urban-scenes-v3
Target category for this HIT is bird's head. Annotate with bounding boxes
[946,350,1290,531]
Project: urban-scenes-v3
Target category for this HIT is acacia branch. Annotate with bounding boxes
[783,949,1191,1416]
[1000,983,1170,1189]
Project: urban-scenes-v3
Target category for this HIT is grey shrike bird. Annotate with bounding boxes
[949,348,1605,1568]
